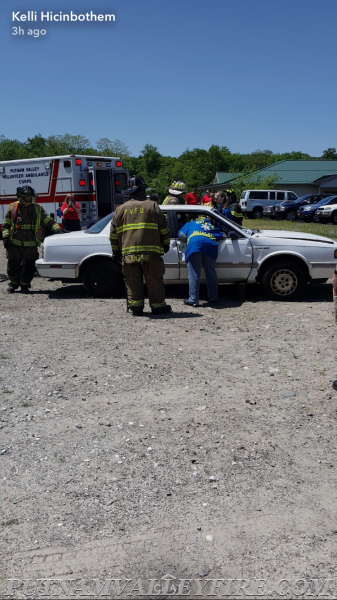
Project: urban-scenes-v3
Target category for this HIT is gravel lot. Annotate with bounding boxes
[1,245,337,599]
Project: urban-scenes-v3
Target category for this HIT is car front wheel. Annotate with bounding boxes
[261,261,306,301]
[285,210,296,221]
[82,259,124,298]
[252,207,263,219]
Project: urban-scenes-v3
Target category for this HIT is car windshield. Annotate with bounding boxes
[85,213,113,234]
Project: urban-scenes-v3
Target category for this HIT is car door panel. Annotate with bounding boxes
[163,239,180,279]
[178,237,253,282]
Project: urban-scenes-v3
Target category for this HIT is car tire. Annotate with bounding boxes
[285,210,296,221]
[313,212,320,223]
[332,212,337,225]
[252,207,263,219]
[82,259,124,298]
[262,261,306,301]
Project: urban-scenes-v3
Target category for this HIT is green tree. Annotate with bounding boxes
[96,138,130,157]
[138,144,162,179]
[45,134,93,155]
[24,134,48,158]
[0,135,26,161]
[322,148,337,159]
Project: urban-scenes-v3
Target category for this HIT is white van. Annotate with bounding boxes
[240,190,298,218]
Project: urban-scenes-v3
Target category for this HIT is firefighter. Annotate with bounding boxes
[162,181,187,205]
[2,186,61,293]
[110,176,172,316]
[225,190,243,225]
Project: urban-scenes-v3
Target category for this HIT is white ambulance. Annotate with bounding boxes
[0,154,129,231]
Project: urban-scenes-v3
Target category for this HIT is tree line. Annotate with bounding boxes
[1,133,336,201]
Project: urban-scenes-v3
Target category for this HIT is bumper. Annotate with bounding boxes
[35,259,79,280]
[297,212,313,221]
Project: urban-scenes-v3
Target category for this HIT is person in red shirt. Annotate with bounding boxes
[201,189,212,205]
[185,187,200,205]
[61,194,81,231]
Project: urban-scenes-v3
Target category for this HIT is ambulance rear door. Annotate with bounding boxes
[95,167,113,218]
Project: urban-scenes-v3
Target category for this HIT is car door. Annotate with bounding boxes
[215,230,253,282]
[177,210,253,282]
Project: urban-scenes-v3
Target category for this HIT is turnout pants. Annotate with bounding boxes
[122,254,167,310]
[7,244,39,288]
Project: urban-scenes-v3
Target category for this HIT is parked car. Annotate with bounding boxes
[36,206,336,301]
[315,200,337,224]
[262,205,278,219]
[297,196,337,222]
[240,190,298,219]
[274,194,323,221]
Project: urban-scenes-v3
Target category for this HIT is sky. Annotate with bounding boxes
[1,0,337,158]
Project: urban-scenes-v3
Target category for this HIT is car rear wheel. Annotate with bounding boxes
[285,210,296,221]
[262,261,306,301]
[252,207,263,219]
[82,259,124,298]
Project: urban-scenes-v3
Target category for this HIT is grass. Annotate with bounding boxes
[243,218,337,240]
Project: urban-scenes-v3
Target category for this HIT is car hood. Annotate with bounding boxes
[252,230,336,244]
[46,230,96,244]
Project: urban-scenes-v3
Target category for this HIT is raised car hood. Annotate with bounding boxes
[253,230,336,244]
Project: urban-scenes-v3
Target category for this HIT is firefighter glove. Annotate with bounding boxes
[164,244,170,253]
[3,238,10,249]
[113,252,122,262]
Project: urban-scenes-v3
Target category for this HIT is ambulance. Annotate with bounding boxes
[0,155,129,231]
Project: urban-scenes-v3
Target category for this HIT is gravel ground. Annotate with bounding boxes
[1,244,337,599]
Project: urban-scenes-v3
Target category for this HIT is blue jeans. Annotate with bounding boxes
[187,252,218,304]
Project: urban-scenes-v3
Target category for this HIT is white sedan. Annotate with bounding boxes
[36,205,337,301]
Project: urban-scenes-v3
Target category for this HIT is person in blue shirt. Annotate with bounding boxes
[178,216,224,307]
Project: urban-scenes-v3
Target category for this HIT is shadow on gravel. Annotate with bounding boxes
[27,281,333,304]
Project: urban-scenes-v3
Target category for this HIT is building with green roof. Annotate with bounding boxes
[200,160,337,197]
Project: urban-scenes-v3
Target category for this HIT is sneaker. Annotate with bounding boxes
[20,286,31,294]
[183,299,199,307]
[152,305,172,315]
[7,284,18,294]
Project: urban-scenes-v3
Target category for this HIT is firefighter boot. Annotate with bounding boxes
[131,307,144,316]
[151,305,172,315]
[20,286,31,294]
[7,283,19,294]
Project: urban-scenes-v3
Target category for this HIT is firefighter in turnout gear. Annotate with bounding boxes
[110,177,172,316]
[162,181,187,205]
[2,186,61,293]
[226,190,243,226]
